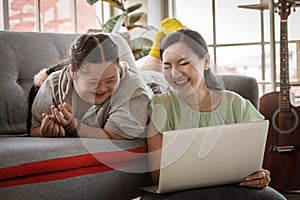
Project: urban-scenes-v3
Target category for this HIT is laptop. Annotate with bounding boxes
[141,120,269,194]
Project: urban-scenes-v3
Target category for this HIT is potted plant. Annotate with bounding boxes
[87,0,155,60]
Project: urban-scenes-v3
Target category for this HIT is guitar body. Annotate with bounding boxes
[260,92,300,191]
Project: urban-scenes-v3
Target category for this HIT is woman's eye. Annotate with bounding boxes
[180,62,189,66]
[163,65,171,70]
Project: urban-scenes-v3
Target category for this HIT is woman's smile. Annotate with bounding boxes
[173,77,190,86]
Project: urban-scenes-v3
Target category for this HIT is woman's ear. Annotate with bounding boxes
[204,54,210,70]
[69,65,75,79]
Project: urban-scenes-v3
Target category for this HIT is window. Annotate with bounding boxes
[8,0,36,32]
[174,0,300,97]
[2,0,108,33]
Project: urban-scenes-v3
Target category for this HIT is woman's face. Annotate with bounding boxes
[72,61,120,105]
[162,42,208,97]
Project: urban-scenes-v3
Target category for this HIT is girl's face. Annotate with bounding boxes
[162,42,209,97]
[71,62,120,105]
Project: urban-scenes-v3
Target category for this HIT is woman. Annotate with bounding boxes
[144,29,286,199]
[31,33,153,139]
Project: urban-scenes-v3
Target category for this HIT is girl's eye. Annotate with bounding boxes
[88,81,99,85]
[106,79,115,83]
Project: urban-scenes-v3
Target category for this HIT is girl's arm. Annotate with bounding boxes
[30,113,65,137]
[146,120,163,185]
[53,102,127,139]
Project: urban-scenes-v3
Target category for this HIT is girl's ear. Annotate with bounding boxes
[69,65,75,79]
[204,54,210,70]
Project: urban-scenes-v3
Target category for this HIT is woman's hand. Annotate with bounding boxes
[239,169,271,189]
[40,113,65,137]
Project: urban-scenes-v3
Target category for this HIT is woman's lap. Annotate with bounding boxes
[141,185,286,200]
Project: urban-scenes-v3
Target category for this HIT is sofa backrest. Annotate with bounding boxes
[0,31,259,135]
[220,74,259,109]
[0,31,77,135]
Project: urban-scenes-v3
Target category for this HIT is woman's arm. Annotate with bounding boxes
[146,120,163,185]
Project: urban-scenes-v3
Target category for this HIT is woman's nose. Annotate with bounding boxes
[171,68,182,78]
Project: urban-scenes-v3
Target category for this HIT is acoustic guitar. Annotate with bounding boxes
[259,0,300,191]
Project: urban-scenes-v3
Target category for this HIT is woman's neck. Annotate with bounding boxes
[183,89,222,112]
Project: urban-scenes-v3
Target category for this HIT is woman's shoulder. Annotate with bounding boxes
[222,89,255,110]
[151,90,178,104]
[222,90,246,102]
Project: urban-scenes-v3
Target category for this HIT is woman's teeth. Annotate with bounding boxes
[174,78,189,85]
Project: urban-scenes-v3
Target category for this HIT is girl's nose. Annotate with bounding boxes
[95,82,106,92]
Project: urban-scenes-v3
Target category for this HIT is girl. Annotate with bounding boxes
[31,33,152,139]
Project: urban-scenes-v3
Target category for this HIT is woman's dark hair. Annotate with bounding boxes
[160,28,223,90]
[45,33,119,75]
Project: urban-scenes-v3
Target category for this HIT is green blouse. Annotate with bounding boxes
[149,90,264,133]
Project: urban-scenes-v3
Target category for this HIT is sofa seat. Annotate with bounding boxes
[0,137,151,199]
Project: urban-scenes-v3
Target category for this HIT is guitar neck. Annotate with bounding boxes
[279,20,291,111]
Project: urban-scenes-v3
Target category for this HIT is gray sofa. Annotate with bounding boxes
[0,31,259,200]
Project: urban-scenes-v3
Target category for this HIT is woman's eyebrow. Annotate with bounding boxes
[178,57,189,62]
[163,57,188,65]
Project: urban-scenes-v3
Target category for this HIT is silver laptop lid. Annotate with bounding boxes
[158,120,269,193]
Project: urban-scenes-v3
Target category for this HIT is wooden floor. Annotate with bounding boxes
[282,192,300,200]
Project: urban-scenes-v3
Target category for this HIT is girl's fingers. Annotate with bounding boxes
[58,104,73,122]
[63,102,72,112]
[59,125,66,137]
[53,107,67,124]
[40,115,50,135]
[52,123,60,137]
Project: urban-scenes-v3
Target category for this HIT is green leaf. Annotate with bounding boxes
[104,14,125,33]
[138,25,158,31]
[102,0,123,9]
[126,4,142,13]
[86,0,100,5]
[128,38,153,60]
[127,12,144,26]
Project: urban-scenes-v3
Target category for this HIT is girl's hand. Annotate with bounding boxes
[51,103,73,127]
[52,102,76,135]
[40,113,65,137]
[239,169,271,189]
